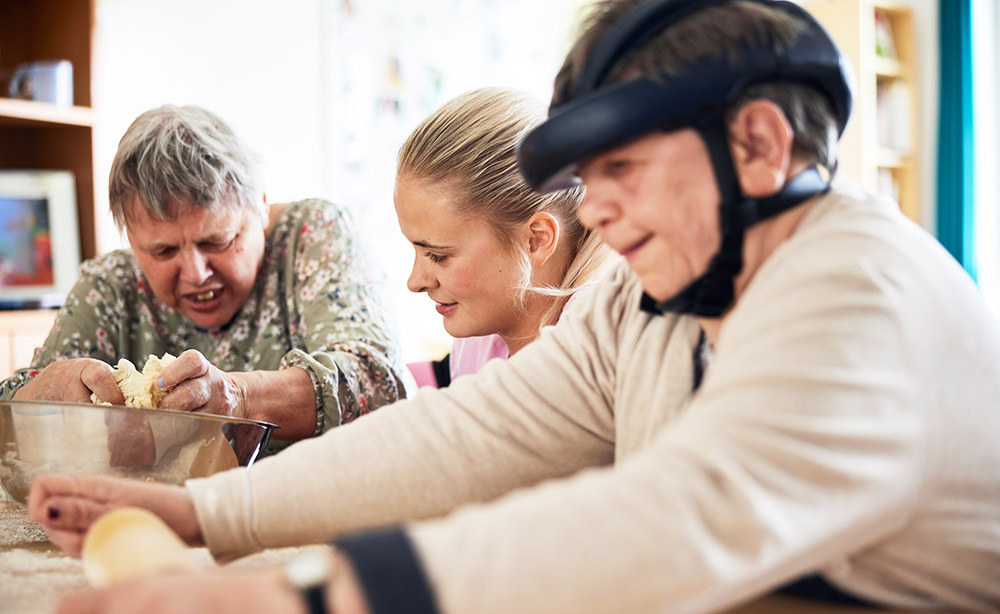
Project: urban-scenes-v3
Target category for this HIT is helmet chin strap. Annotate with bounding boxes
[640,120,832,318]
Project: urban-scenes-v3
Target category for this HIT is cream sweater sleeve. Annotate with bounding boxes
[408,241,932,613]
[185,280,624,560]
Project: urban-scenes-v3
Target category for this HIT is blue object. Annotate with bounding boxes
[936,0,976,279]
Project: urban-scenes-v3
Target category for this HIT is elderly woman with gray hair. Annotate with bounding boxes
[0,104,409,453]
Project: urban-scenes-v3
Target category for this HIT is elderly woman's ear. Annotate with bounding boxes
[728,99,797,198]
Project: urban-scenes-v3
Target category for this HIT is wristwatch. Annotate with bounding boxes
[284,547,335,614]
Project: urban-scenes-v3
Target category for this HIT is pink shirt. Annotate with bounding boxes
[408,287,592,388]
[449,333,509,382]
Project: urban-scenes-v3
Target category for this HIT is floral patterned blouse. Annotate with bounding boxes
[0,199,407,453]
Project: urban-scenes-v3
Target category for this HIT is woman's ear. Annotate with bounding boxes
[525,211,560,267]
[727,99,795,197]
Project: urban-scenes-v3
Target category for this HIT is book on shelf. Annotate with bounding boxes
[874,9,898,59]
[876,79,911,153]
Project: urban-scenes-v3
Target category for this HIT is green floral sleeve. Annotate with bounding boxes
[276,200,407,438]
[0,254,130,400]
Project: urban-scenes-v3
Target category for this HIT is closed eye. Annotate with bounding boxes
[425,251,447,264]
[198,232,237,252]
[604,159,632,177]
[150,246,177,259]
[198,239,233,252]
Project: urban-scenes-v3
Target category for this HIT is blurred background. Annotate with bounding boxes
[91,0,590,361]
[1,0,997,366]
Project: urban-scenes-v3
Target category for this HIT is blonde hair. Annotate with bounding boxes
[397,87,613,329]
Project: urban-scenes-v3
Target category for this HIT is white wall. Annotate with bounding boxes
[93,1,964,353]
[906,0,940,235]
[92,0,327,252]
[973,0,1000,314]
[92,0,585,362]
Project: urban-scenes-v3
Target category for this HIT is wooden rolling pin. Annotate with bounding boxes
[82,506,203,587]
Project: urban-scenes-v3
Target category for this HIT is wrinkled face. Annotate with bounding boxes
[576,129,721,302]
[125,196,267,330]
[394,176,526,340]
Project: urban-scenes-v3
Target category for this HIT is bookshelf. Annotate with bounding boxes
[806,0,921,223]
[1,0,96,373]
[0,0,98,261]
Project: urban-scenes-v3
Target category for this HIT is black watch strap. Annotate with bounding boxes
[302,584,327,614]
[285,548,334,614]
[334,529,438,614]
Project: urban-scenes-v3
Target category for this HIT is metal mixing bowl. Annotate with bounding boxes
[0,399,276,506]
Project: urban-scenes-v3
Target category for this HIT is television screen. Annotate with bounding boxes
[0,171,81,309]
[0,198,55,287]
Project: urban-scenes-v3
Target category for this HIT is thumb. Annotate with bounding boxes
[83,363,124,406]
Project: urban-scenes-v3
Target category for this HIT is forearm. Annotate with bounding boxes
[186,341,615,561]
[281,343,405,430]
[238,367,317,441]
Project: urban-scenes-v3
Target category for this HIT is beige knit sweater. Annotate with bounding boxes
[188,185,1000,613]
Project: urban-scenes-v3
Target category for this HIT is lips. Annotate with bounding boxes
[617,235,652,262]
[183,288,224,312]
[434,301,458,317]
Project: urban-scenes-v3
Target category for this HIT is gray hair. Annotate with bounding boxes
[109,104,264,230]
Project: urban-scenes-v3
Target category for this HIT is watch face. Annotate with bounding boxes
[286,549,333,588]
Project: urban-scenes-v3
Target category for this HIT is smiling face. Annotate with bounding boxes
[125,196,267,330]
[394,176,531,342]
[576,129,722,302]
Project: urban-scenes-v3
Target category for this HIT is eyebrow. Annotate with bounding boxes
[413,240,451,250]
[145,228,237,251]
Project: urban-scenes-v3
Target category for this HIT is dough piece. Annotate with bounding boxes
[188,428,240,477]
[82,506,202,587]
[91,353,177,408]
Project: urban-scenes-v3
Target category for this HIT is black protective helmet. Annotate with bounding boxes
[517,0,854,317]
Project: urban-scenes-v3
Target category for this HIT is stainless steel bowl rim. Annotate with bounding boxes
[0,399,279,430]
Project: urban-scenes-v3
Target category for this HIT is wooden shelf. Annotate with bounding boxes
[807,0,921,224]
[872,55,903,78]
[871,1,912,15]
[875,148,911,169]
[0,98,95,128]
[0,0,98,265]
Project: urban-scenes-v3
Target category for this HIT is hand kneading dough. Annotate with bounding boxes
[92,353,177,408]
[82,506,202,587]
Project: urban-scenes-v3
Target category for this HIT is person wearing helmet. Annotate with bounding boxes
[28,1,1000,613]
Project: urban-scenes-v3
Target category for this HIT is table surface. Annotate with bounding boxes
[0,503,960,614]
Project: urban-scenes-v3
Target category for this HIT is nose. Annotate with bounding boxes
[576,182,617,231]
[178,248,213,286]
[406,253,437,294]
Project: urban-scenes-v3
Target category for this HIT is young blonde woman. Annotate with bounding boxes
[397,87,614,387]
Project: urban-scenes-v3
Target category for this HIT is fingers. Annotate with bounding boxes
[28,473,128,530]
[157,350,210,390]
[38,494,112,534]
[156,351,213,412]
[82,361,124,406]
[15,359,93,403]
[16,358,121,404]
[158,378,211,413]
[28,473,88,521]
